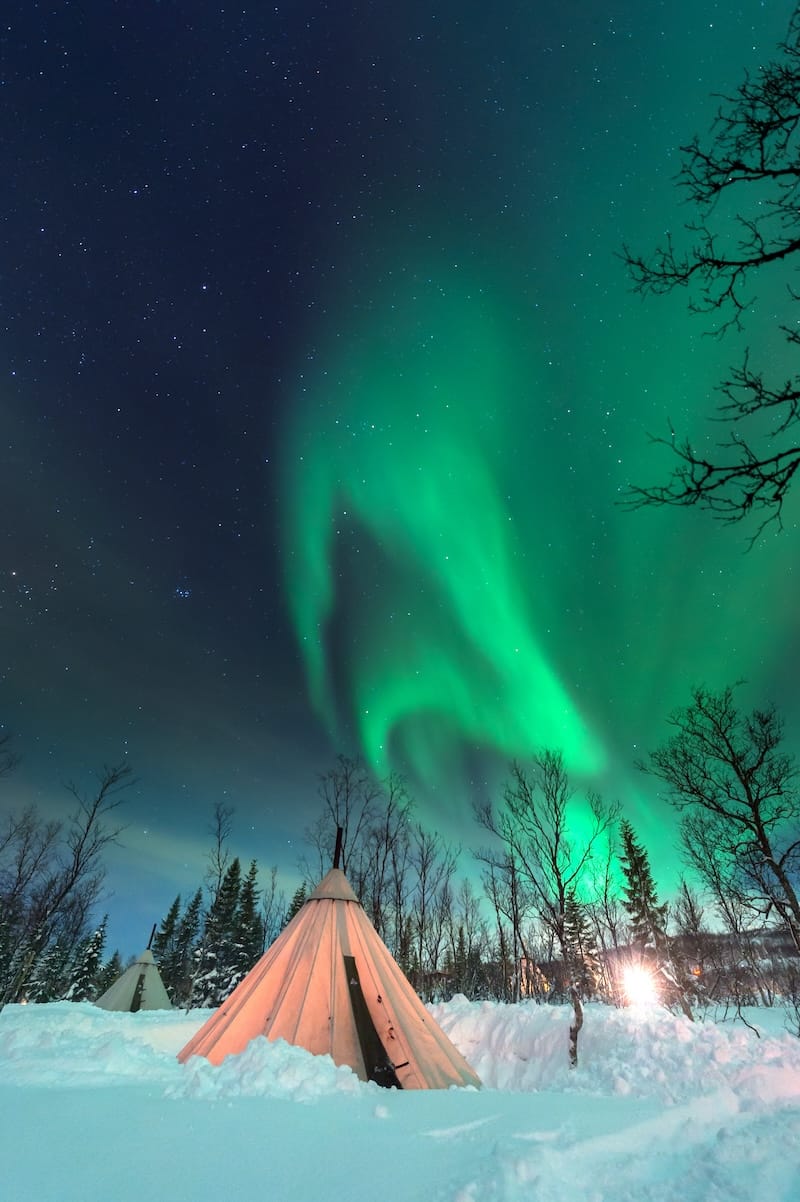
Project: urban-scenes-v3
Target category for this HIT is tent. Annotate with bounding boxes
[177,867,481,1089]
[95,948,172,1012]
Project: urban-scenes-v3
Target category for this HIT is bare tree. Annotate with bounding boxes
[359,771,413,945]
[476,752,620,991]
[443,878,493,999]
[476,849,540,1002]
[643,686,800,954]
[301,756,382,884]
[0,763,133,1007]
[585,836,626,1002]
[408,824,459,998]
[300,757,414,954]
[480,859,516,1001]
[260,865,286,952]
[622,10,800,540]
[204,801,235,905]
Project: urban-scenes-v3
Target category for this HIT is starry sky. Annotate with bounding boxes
[2,1,798,958]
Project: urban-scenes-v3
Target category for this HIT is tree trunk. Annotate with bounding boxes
[568,986,583,1068]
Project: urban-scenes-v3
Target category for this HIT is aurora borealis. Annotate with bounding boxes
[281,265,604,784]
[2,1,798,955]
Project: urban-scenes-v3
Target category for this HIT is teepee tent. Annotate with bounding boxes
[177,866,481,1090]
[95,948,172,1012]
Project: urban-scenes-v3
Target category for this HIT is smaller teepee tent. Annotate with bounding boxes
[177,865,481,1089]
[95,948,172,1012]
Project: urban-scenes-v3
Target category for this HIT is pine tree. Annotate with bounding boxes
[282,884,307,928]
[229,860,264,990]
[152,895,181,965]
[94,950,122,996]
[618,820,693,1019]
[618,821,669,952]
[191,858,242,1007]
[152,895,183,999]
[26,941,71,1002]
[174,888,203,1007]
[65,917,107,1001]
[563,889,603,1000]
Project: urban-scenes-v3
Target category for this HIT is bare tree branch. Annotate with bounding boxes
[621,11,800,537]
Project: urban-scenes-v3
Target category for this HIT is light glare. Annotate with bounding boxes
[622,965,659,1007]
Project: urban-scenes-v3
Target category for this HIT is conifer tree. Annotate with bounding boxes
[618,820,693,1019]
[65,917,107,1001]
[229,860,264,989]
[283,884,307,928]
[26,941,71,1002]
[563,889,603,1000]
[152,895,183,998]
[172,888,203,1007]
[94,950,123,997]
[152,895,181,964]
[191,858,242,1007]
[618,821,669,951]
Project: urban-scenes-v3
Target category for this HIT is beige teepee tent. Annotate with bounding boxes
[177,866,480,1090]
[95,948,172,1012]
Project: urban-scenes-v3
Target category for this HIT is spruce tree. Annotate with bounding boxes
[152,895,183,999]
[94,950,123,997]
[618,820,668,952]
[229,860,264,989]
[26,941,71,1002]
[192,857,242,1007]
[563,889,603,1000]
[283,884,307,928]
[152,895,181,964]
[65,917,107,1001]
[174,888,203,1007]
[618,820,693,1019]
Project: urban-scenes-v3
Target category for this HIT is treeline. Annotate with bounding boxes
[2,686,799,1021]
[149,686,800,1019]
[148,803,287,1008]
[0,756,133,1008]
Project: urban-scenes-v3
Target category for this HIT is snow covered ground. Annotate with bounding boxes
[2,997,800,1202]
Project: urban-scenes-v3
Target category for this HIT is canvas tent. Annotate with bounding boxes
[177,866,481,1090]
[95,948,172,1012]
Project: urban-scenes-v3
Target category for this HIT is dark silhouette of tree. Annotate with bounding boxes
[622,11,800,540]
[282,883,307,928]
[191,856,242,1007]
[563,888,603,1000]
[617,820,694,1020]
[300,757,414,958]
[204,802,234,904]
[171,888,203,1006]
[65,916,107,1001]
[618,820,669,950]
[0,762,132,1008]
[94,949,123,997]
[259,866,286,951]
[476,751,619,990]
[152,894,184,999]
[229,859,265,988]
[643,686,800,954]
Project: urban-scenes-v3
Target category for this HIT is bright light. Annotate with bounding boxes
[622,964,660,1007]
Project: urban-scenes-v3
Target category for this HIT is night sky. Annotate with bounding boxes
[3,1,798,958]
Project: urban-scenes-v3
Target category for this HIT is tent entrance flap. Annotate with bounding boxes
[343,954,403,1089]
[130,972,146,1013]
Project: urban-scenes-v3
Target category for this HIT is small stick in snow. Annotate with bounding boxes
[569,986,584,1068]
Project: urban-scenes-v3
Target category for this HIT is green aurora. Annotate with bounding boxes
[279,3,800,883]
[282,268,605,784]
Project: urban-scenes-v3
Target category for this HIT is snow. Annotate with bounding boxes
[2,998,800,1202]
